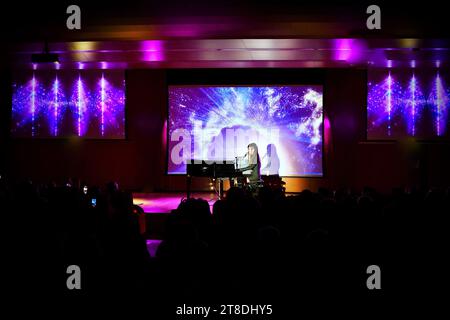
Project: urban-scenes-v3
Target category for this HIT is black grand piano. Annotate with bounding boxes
[186,160,242,199]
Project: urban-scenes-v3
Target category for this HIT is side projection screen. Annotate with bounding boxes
[168,85,323,177]
[368,68,450,140]
[11,70,125,139]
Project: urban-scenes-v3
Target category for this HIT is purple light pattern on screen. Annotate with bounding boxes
[75,75,86,136]
[12,70,125,138]
[53,76,58,136]
[31,74,36,136]
[368,69,450,139]
[94,73,125,137]
[429,72,449,136]
[168,86,323,176]
[101,74,106,136]
[405,73,426,136]
[387,71,392,135]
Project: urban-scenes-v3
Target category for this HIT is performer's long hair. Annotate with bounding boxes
[247,142,261,171]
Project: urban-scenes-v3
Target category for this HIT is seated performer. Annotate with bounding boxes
[237,142,261,184]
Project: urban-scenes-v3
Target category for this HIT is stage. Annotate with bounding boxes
[132,192,219,240]
[133,191,291,240]
[132,192,219,214]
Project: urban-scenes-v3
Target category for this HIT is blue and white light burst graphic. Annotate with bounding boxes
[72,74,89,137]
[429,72,449,136]
[12,73,46,137]
[404,73,426,136]
[168,85,323,176]
[94,73,126,137]
[11,70,125,138]
[367,71,403,137]
[368,69,450,139]
[52,76,60,136]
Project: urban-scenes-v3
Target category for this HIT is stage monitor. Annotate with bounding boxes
[11,70,125,139]
[167,85,323,177]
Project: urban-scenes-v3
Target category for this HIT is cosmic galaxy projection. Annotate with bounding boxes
[168,85,323,177]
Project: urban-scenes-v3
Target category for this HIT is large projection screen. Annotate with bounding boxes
[167,85,324,177]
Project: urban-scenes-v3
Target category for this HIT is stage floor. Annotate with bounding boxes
[132,192,219,214]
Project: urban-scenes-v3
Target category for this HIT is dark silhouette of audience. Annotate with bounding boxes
[1,177,449,307]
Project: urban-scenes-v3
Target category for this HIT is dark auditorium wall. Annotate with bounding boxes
[1,68,449,193]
